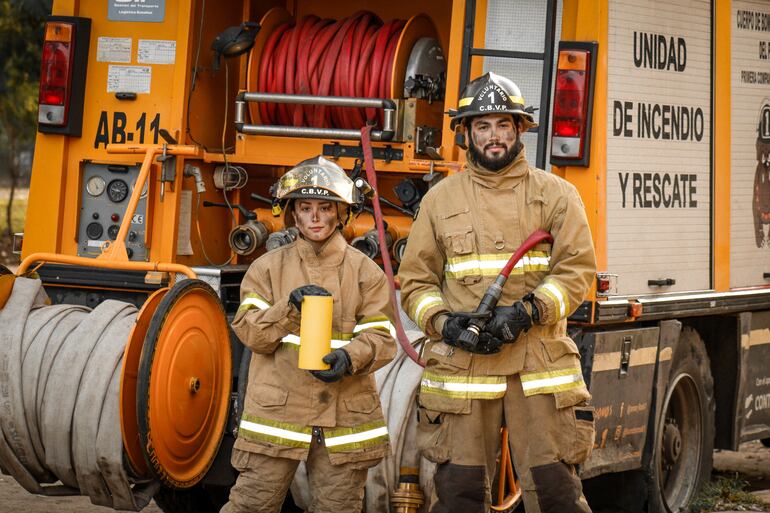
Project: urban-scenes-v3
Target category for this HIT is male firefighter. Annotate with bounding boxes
[399,72,597,513]
[224,156,396,513]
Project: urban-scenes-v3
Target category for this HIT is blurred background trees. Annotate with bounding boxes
[0,0,50,246]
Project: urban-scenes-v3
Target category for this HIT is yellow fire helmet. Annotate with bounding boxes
[270,156,368,226]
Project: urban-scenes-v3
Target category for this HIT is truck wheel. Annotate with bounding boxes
[154,484,230,513]
[648,327,715,512]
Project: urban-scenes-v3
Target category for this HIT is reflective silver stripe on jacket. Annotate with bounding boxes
[411,292,445,326]
[444,251,551,279]
[536,279,569,319]
[238,292,271,313]
[281,334,351,349]
[520,368,585,396]
[420,372,507,399]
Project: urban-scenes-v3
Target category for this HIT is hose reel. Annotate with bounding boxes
[0,273,232,511]
[132,279,232,488]
[242,8,446,141]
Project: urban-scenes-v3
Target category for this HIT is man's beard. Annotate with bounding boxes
[468,137,522,172]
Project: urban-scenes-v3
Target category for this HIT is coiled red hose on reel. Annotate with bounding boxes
[257,11,405,129]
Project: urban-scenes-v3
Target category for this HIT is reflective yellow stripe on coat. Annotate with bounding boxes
[420,371,507,400]
[354,316,396,337]
[281,333,353,350]
[535,278,569,320]
[444,250,550,280]
[239,415,388,452]
[280,317,394,350]
[520,367,585,396]
[411,292,445,327]
[324,420,389,453]
[237,292,271,313]
[239,415,313,449]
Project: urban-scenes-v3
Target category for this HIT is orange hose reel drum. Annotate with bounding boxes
[119,287,168,478]
[0,265,15,310]
[135,279,231,488]
[246,8,439,128]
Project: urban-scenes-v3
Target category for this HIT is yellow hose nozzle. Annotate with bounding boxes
[297,295,333,370]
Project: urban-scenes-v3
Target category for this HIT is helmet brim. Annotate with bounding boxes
[450,109,538,131]
[282,186,346,203]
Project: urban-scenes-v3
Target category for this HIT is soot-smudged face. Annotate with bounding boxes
[467,114,522,171]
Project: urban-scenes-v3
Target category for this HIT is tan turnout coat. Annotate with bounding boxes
[399,151,597,414]
[231,231,396,465]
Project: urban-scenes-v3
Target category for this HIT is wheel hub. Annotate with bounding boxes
[663,419,682,467]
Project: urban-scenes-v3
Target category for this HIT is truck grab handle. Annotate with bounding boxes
[235,92,396,141]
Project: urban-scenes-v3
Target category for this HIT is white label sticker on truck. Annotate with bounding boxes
[730,0,770,287]
[107,65,151,94]
[606,0,712,294]
[137,40,176,65]
[108,0,165,23]
[96,37,131,63]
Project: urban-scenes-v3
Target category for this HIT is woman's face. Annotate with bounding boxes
[292,199,339,246]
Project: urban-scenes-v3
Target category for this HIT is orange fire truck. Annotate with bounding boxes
[1,0,768,512]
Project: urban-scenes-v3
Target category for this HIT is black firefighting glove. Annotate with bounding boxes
[310,349,352,383]
[441,314,470,346]
[288,284,332,312]
[470,331,504,354]
[442,314,502,354]
[485,301,534,342]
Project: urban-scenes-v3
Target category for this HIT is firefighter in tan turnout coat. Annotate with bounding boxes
[399,73,597,513]
[223,157,396,513]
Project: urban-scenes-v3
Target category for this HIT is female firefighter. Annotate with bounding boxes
[223,156,397,513]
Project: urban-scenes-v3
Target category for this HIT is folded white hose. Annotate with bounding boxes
[290,300,434,511]
[0,277,159,510]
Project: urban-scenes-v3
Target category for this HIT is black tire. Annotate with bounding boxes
[154,484,230,513]
[647,327,715,513]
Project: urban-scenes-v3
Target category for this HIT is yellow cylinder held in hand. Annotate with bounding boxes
[298,295,333,370]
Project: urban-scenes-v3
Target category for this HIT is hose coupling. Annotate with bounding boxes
[228,220,269,256]
[391,479,424,513]
[351,229,393,259]
[393,237,409,263]
[265,227,299,252]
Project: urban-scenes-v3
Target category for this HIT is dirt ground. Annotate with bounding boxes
[0,476,163,513]
[0,443,768,513]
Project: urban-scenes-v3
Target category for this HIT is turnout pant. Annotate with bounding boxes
[220,438,369,513]
[418,373,594,513]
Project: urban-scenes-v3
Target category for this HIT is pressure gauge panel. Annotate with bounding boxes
[107,179,129,203]
[78,163,148,261]
[86,176,106,197]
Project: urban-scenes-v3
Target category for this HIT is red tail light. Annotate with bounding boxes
[37,16,90,137]
[551,42,597,167]
[38,22,74,126]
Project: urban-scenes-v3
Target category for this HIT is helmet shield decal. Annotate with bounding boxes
[272,156,358,204]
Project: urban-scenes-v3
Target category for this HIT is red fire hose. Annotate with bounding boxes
[361,125,424,366]
[456,230,554,349]
[258,12,404,129]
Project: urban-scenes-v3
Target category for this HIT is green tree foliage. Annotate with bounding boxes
[0,0,51,234]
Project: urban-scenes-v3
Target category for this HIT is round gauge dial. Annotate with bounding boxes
[131,180,149,199]
[86,176,106,197]
[107,179,129,203]
[86,222,104,240]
